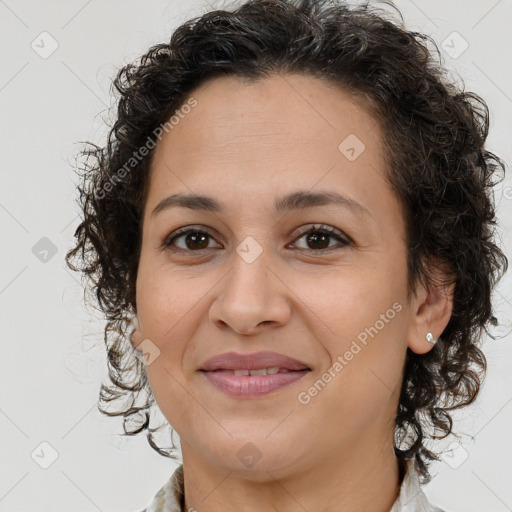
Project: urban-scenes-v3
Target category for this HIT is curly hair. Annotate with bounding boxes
[65,0,508,483]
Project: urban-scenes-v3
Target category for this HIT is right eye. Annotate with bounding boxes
[162,227,222,253]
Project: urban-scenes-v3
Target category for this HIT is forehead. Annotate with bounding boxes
[155,72,382,155]
[146,72,391,220]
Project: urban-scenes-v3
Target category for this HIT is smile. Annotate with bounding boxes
[212,367,294,376]
[200,368,311,398]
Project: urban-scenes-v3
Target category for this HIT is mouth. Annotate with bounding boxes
[199,368,311,398]
[202,367,306,376]
[198,351,312,398]
[199,350,311,373]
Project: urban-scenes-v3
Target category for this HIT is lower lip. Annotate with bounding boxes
[200,370,311,398]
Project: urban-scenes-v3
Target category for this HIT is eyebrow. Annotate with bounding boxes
[151,190,370,218]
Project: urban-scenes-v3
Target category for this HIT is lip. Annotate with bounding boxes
[199,351,311,371]
[201,369,311,398]
[198,351,312,399]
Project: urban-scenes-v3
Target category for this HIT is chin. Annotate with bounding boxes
[201,435,305,476]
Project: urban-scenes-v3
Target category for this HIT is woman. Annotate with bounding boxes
[65,0,508,511]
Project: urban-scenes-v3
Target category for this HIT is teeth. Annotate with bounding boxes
[249,368,268,376]
[232,367,282,376]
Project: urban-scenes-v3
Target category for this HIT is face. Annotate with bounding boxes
[133,73,423,477]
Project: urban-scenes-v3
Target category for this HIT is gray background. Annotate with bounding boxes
[1,0,511,511]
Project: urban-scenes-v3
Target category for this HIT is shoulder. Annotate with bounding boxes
[394,459,451,512]
[138,464,184,512]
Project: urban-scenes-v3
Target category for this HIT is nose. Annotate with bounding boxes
[209,251,292,336]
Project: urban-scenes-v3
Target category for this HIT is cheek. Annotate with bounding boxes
[296,306,406,442]
[293,259,407,344]
[293,262,408,414]
[134,264,190,384]
[136,259,200,336]
[135,262,219,388]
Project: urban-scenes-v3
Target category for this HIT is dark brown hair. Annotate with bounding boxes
[65,0,508,483]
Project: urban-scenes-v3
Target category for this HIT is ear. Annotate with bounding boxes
[129,307,143,352]
[407,260,455,355]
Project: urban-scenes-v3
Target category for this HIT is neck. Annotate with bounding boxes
[180,437,402,512]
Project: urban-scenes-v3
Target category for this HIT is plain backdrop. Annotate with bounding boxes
[1,1,511,511]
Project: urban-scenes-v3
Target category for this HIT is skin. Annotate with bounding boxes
[131,72,453,512]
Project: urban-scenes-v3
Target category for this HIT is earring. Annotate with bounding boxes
[426,332,437,345]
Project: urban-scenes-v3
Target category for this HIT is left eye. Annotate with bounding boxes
[291,225,350,251]
[163,224,350,253]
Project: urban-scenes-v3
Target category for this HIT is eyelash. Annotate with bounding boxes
[162,224,351,254]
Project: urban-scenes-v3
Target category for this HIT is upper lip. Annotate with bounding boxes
[199,351,311,371]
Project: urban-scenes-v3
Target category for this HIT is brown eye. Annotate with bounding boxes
[164,228,221,252]
[291,224,350,252]
[163,224,350,255]
[181,231,210,250]
[304,232,331,250]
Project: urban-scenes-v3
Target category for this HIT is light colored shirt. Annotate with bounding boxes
[140,458,447,512]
